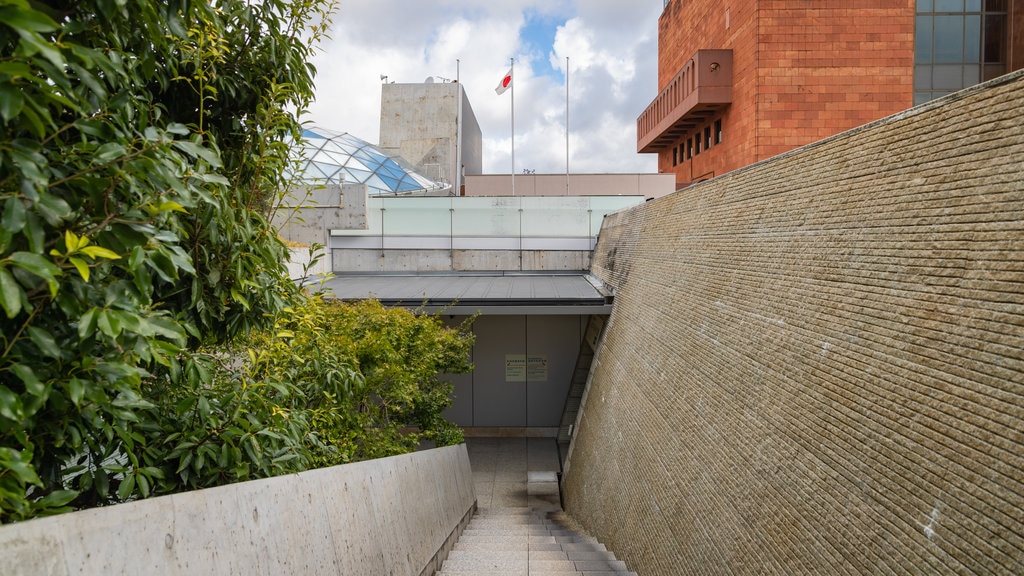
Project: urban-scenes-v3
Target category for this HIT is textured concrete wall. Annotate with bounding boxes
[330,248,593,273]
[0,444,475,576]
[379,83,483,186]
[273,183,368,246]
[464,173,675,199]
[564,72,1024,574]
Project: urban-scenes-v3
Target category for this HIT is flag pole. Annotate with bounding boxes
[455,58,461,196]
[510,57,515,197]
[565,56,570,196]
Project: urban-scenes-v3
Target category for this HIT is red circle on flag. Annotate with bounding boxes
[502,75,511,88]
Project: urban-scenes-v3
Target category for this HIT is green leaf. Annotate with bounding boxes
[78,308,98,340]
[94,142,126,161]
[0,447,41,486]
[0,6,59,33]
[127,246,145,271]
[68,63,107,100]
[69,257,89,281]
[2,197,27,233]
[0,83,25,121]
[117,473,135,500]
[80,245,121,260]
[23,212,44,253]
[15,29,64,69]
[8,251,60,296]
[0,267,22,318]
[141,467,165,480]
[147,316,186,342]
[35,490,78,509]
[230,288,250,310]
[137,474,150,498]
[0,62,34,78]
[96,309,122,337]
[173,140,223,168]
[159,201,187,213]
[64,229,81,252]
[35,192,72,225]
[94,469,109,497]
[66,377,85,407]
[11,363,45,397]
[0,386,25,421]
[26,326,60,358]
[8,147,46,189]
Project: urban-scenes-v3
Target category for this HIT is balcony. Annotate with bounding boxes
[637,49,733,153]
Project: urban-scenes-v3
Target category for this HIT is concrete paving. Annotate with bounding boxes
[437,438,637,576]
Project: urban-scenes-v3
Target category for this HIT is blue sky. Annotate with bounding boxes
[522,10,565,80]
[307,1,662,174]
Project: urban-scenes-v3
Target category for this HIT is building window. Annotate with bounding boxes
[714,119,723,144]
[673,146,678,166]
[914,0,1008,105]
[686,138,693,159]
[704,125,712,150]
[694,133,701,155]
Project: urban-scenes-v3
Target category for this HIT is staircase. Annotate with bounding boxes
[557,315,606,465]
[439,438,636,576]
[436,507,636,575]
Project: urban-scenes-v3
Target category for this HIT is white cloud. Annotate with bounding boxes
[306,0,660,175]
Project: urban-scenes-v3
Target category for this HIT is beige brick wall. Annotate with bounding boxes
[565,71,1024,575]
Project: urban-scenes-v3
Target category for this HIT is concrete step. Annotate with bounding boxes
[454,438,635,575]
[438,508,634,576]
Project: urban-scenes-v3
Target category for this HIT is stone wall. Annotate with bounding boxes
[564,71,1024,574]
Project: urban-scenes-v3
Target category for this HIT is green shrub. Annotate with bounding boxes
[0,0,336,521]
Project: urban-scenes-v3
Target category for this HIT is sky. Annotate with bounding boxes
[305,0,662,175]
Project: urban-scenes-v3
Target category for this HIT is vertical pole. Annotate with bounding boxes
[455,59,461,196]
[565,56,570,196]
[511,57,515,197]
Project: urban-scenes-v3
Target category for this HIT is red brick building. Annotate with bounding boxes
[639,0,1024,187]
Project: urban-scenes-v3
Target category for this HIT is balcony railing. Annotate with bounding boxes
[328,195,646,252]
[637,49,733,153]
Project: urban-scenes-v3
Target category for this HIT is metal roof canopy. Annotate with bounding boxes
[317,272,614,315]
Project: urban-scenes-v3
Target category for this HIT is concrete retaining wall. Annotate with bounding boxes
[273,183,369,247]
[330,248,593,273]
[563,71,1024,574]
[0,444,475,576]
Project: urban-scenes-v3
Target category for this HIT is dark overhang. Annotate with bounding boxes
[317,271,614,315]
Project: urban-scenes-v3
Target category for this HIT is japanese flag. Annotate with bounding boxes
[495,68,512,95]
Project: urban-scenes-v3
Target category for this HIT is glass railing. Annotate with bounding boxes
[331,196,644,240]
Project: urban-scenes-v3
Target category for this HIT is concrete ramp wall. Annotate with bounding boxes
[0,443,475,576]
[563,71,1024,574]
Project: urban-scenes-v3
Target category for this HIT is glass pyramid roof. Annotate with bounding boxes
[289,127,449,196]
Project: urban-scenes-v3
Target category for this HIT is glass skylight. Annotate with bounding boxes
[289,127,449,196]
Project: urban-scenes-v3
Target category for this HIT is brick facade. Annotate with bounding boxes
[565,71,1024,574]
[649,1,916,185]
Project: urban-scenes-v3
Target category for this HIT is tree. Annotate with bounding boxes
[0,0,338,521]
[243,297,474,467]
